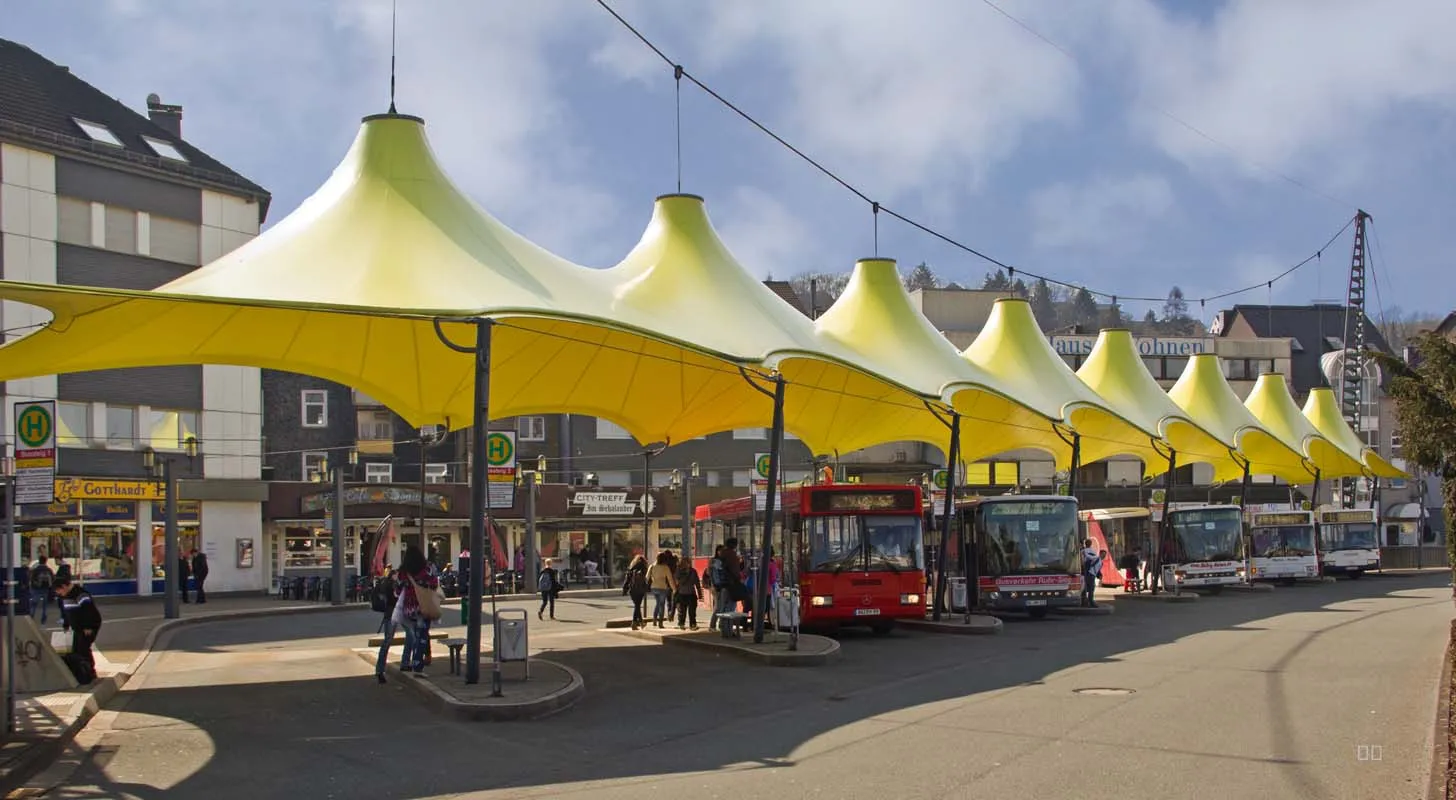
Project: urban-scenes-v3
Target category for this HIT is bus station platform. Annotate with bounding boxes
[897,613,1003,635]
[609,624,840,666]
[354,649,584,721]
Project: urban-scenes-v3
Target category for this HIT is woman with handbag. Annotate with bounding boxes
[392,544,442,675]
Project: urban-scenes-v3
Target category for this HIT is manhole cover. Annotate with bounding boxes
[1074,687,1135,696]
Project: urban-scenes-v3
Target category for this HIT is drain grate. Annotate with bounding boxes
[1073,687,1135,696]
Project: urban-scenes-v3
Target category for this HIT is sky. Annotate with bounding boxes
[8,0,1456,324]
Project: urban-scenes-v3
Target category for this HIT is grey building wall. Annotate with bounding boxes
[60,444,202,480]
[568,415,815,488]
[55,157,202,223]
[261,370,356,481]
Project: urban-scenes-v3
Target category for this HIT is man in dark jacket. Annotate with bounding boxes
[177,554,192,603]
[55,575,102,684]
[191,548,210,604]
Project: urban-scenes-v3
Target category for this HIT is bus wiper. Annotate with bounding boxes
[869,556,901,573]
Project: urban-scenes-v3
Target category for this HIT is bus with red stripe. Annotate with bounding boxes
[693,484,926,633]
[933,495,1082,619]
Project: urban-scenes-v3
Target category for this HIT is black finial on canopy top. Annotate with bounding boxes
[388,0,399,114]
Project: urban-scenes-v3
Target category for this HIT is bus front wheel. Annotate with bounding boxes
[1348,570,1363,580]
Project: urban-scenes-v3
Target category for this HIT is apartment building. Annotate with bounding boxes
[0,39,269,593]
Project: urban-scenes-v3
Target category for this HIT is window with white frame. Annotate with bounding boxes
[425,463,449,483]
[105,405,135,448]
[706,471,722,487]
[302,451,328,482]
[733,428,768,440]
[365,462,393,483]
[1390,432,1403,458]
[518,416,547,442]
[302,390,328,427]
[356,409,393,440]
[595,418,631,440]
[732,469,752,487]
[58,402,91,446]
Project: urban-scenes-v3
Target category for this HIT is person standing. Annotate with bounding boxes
[177,554,192,603]
[537,558,561,620]
[55,574,102,684]
[647,552,677,628]
[392,545,438,675]
[674,556,702,630]
[622,555,649,630]
[371,564,400,683]
[29,555,55,625]
[1080,540,1103,608]
[190,548,210,604]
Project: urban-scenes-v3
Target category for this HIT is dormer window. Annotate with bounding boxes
[142,136,188,163]
[72,118,122,147]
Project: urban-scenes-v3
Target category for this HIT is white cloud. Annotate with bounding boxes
[593,0,1083,199]
[1029,174,1174,250]
[714,187,817,279]
[1115,0,1456,187]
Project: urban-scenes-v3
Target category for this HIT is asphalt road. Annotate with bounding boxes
[31,573,1453,800]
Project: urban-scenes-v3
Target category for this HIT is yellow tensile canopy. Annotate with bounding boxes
[1076,330,1240,476]
[1243,373,1365,479]
[0,114,903,454]
[1166,354,1310,483]
[962,302,1158,469]
[1301,387,1407,479]
[811,259,1060,457]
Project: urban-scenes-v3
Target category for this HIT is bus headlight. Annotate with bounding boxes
[900,593,922,605]
[1174,570,1187,582]
[810,595,834,607]
[1236,567,1246,578]
[987,591,1001,601]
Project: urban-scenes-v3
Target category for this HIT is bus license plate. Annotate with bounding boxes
[854,608,881,616]
[1025,599,1047,607]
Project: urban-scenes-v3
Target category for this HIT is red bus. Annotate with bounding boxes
[693,484,926,633]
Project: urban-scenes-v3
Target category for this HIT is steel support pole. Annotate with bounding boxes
[4,473,15,734]
[419,430,429,567]
[164,459,180,618]
[1153,450,1177,595]
[682,478,693,563]
[465,319,493,687]
[526,471,537,584]
[1067,434,1081,498]
[331,460,345,605]
[1240,463,1253,580]
[753,376,786,644]
[642,450,652,563]
[933,413,959,622]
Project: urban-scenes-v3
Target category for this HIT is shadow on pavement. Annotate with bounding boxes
[54,572,1453,800]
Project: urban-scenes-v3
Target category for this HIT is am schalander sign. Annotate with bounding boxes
[14,401,57,504]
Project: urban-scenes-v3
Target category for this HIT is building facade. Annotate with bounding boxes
[0,39,270,593]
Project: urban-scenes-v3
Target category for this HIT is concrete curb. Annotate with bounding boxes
[1115,592,1200,603]
[352,650,585,721]
[1226,583,1276,593]
[1429,622,1453,800]
[898,615,1004,635]
[1054,604,1116,616]
[0,602,367,795]
[611,628,840,667]
[443,588,623,607]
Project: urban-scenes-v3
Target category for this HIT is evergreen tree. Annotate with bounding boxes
[1161,286,1196,335]
[1011,278,1028,298]
[1141,309,1160,333]
[904,262,941,292]
[1028,278,1058,330]
[1070,287,1099,329]
[982,269,1012,291]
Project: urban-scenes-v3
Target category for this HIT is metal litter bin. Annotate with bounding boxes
[949,577,968,612]
[494,608,530,679]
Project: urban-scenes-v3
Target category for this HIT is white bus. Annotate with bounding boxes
[1155,504,1247,594]
[1317,507,1380,578]
[1246,509,1320,584]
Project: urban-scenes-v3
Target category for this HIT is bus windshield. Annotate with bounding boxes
[978,501,1080,575]
[1167,508,1243,562]
[1321,523,1378,552]
[807,515,923,573]
[1250,525,1316,558]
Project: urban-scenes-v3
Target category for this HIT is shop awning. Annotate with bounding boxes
[1076,330,1239,477]
[1301,387,1407,479]
[1244,373,1364,479]
[1167,354,1310,483]
[961,302,1158,469]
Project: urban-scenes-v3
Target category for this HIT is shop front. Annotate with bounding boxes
[535,487,665,581]
[18,477,202,596]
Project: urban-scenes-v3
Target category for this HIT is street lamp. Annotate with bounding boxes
[668,462,700,562]
[311,447,357,605]
[516,454,549,585]
[142,436,199,620]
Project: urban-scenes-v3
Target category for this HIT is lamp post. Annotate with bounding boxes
[518,454,547,584]
[310,447,357,605]
[418,425,448,569]
[142,436,199,620]
[669,463,699,563]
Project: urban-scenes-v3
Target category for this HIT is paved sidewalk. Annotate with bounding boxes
[611,623,840,666]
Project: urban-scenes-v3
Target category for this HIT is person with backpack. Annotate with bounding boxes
[393,545,440,675]
[622,555,649,630]
[29,555,55,625]
[537,557,562,620]
[1080,540,1103,608]
[707,545,728,631]
[371,563,400,683]
[55,574,101,684]
[674,556,702,630]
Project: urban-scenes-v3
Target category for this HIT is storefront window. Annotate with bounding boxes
[282,526,358,569]
[150,527,201,579]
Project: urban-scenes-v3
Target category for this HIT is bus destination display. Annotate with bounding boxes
[1320,510,1375,524]
[1251,512,1310,527]
[811,490,918,513]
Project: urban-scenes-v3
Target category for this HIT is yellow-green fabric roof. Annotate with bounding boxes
[0,114,911,455]
[1244,373,1365,479]
[962,302,1158,469]
[1076,330,1240,476]
[1301,387,1407,479]
[1166,354,1311,483]
[811,259,1060,457]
